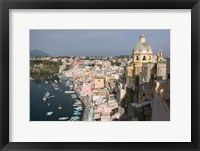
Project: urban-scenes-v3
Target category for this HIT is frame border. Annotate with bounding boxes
[0,0,199,151]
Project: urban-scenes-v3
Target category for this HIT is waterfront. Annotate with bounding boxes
[30,32,170,121]
[30,79,84,121]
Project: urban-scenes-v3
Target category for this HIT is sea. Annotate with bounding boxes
[30,79,83,121]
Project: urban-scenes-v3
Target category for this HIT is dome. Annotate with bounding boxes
[133,34,152,53]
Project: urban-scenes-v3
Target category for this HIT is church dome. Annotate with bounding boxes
[133,34,152,53]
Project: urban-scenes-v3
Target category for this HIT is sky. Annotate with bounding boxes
[30,29,170,57]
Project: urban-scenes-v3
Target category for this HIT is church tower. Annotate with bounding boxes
[157,49,164,62]
[132,34,153,75]
[132,34,153,64]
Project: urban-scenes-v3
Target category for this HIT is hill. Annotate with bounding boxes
[30,49,50,57]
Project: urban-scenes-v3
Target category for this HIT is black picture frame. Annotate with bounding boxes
[0,0,199,151]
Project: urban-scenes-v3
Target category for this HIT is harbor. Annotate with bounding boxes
[30,75,85,121]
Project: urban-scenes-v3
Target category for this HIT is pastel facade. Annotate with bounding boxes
[80,83,93,97]
[94,77,105,89]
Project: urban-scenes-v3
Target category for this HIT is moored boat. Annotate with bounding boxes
[43,91,50,101]
[46,111,53,116]
[65,91,75,94]
[70,116,80,121]
[57,104,62,110]
[58,117,68,121]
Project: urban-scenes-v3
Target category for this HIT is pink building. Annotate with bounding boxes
[80,83,93,97]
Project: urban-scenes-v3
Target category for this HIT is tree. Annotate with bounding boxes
[122,93,132,104]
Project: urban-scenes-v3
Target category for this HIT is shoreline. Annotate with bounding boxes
[69,78,89,121]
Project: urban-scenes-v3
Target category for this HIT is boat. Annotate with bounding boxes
[70,116,80,121]
[74,102,82,105]
[38,85,41,87]
[51,95,55,98]
[73,104,81,107]
[73,112,81,116]
[74,101,82,104]
[52,82,59,90]
[71,94,77,99]
[74,110,82,113]
[54,80,58,83]
[74,111,81,114]
[46,111,53,116]
[47,103,50,106]
[43,91,50,101]
[74,107,83,111]
[71,96,77,99]
[57,104,62,110]
[58,117,68,121]
[45,81,49,84]
[65,91,75,94]
[74,107,83,110]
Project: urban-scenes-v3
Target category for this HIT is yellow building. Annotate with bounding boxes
[94,77,105,89]
[85,70,93,76]
[126,64,133,77]
[133,34,153,64]
[132,34,154,76]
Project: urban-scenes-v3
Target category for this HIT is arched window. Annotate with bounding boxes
[136,56,139,60]
[143,56,146,60]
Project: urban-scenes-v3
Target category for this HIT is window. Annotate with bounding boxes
[143,56,146,60]
[149,56,151,60]
[136,56,139,60]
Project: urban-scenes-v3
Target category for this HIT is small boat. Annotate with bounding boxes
[45,81,49,84]
[71,96,77,99]
[38,85,41,87]
[65,91,75,94]
[74,110,82,114]
[73,112,81,116]
[51,95,55,98]
[43,91,50,101]
[74,100,81,103]
[74,102,82,105]
[70,116,80,121]
[52,82,59,90]
[74,108,83,111]
[71,94,77,99]
[74,110,82,113]
[73,104,81,107]
[57,104,62,110]
[58,117,68,121]
[46,111,53,116]
[47,103,50,106]
[74,106,82,109]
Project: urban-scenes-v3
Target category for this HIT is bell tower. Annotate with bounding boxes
[157,49,164,62]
